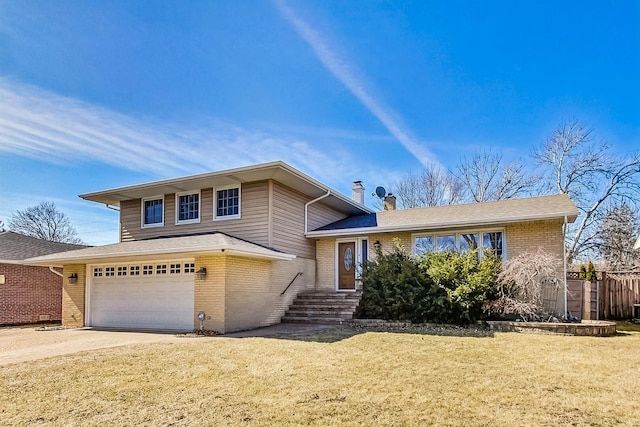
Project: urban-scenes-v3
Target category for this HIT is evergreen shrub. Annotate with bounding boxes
[357,245,501,325]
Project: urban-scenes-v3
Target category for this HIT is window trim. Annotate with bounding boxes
[214,184,241,221]
[175,190,201,225]
[412,228,506,259]
[141,195,165,229]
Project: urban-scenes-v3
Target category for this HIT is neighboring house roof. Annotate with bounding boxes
[0,231,88,264]
[307,193,579,237]
[79,160,373,216]
[24,232,296,267]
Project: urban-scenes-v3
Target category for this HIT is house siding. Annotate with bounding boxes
[120,182,270,247]
[505,219,565,261]
[316,220,566,291]
[61,265,86,327]
[0,264,63,325]
[223,257,272,333]
[193,255,226,333]
[270,182,315,258]
[193,256,316,333]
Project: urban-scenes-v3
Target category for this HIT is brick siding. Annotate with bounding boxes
[0,263,62,325]
[61,265,86,327]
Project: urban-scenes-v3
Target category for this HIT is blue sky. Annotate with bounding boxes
[0,0,638,245]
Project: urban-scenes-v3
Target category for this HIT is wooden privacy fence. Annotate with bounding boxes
[600,272,640,320]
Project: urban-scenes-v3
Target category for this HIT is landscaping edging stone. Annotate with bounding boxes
[348,319,617,337]
[482,320,617,336]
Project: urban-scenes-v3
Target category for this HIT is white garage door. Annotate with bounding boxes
[89,262,195,331]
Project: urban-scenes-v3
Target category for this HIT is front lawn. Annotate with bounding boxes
[2,328,639,426]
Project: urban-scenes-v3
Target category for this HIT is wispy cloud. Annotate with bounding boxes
[273,0,439,169]
[0,78,370,182]
[0,77,400,194]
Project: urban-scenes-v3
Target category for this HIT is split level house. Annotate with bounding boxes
[26,161,578,333]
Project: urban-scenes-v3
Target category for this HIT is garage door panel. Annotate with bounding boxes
[90,270,194,331]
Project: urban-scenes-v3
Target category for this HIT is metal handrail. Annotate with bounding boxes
[280,272,303,295]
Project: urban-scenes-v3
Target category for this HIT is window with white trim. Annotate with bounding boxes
[93,267,103,277]
[184,263,195,273]
[413,229,504,259]
[129,265,140,276]
[176,191,200,224]
[142,196,164,228]
[117,266,127,277]
[215,185,240,220]
[143,265,154,275]
[105,267,115,277]
[170,263,181,274]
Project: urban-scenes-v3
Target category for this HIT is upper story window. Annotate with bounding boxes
[176,191,201,225]
[142,196,164,228]
[413,229,504,259]
[215,185,241,220]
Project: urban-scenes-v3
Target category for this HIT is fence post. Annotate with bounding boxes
[583,280,591,320]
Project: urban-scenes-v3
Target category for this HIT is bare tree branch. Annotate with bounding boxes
[454,149,538,202]
[8,201,83,244]
[533,119,640,262]
[392,166,464,209]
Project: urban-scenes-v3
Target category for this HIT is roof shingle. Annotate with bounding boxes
[0,231,88,262]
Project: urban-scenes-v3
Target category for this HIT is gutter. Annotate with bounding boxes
[304,190,331,234]
[305,212,579,238]
[563,215,568,320]
[49,266,64,278]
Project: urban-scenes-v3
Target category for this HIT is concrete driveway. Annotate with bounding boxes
[0,323,338,366]
[0,326,193,366]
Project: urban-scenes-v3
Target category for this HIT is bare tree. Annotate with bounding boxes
[8,201,83,244]
[454,149,539,203]
[533,120,640,262]
[485,249,563,321]
[392,166,464,209]
[597,204,640,271]
[0,219,5,232]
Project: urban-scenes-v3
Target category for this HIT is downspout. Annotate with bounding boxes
[305,190,331,233]
[49,266,64,278]
[563,215,568,320]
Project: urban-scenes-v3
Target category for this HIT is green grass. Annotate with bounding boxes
[2,328,640,426]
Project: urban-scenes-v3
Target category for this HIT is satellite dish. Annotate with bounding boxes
[375,186,386,198]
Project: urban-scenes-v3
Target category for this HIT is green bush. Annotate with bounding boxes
[579,264,587,279]
[357,246,501,325]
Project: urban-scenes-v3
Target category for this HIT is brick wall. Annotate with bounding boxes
[61,265,86,327]
[194,255,226,332]
[506,219,565,260]
[0,263,63,325]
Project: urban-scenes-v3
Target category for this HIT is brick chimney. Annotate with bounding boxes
[352,181,365,205]
[383,193,396,211]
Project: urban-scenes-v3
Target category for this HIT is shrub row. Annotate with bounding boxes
[357,246,501,325]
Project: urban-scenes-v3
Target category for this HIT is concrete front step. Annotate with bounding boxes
[289,301,359,308]
[281,291,362,324]
[285,309,355,317]
[281,317,351,325]
[296,292,361,299]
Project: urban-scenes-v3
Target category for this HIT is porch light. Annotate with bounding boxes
[373,240,381,251]
[68,273,78,284]
[195,267,207,280]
